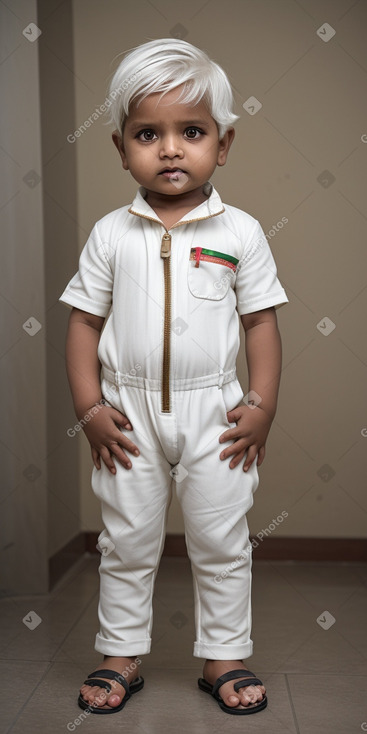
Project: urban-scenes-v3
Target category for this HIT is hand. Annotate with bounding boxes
[218,404,273,472]
[81,404,140,474]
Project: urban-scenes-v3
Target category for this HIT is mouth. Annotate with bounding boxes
[158,167,187,179]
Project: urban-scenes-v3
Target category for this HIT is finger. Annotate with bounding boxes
[243,446,258,472]
[99,446,119,474]
[220,438,248,461]
[109,443,134,470]
[218,427,237,444]
[113,431,140,457]
[111,407,133,430]
[226,408,243,424]
[228,448,246,469]
[91,447,101,470]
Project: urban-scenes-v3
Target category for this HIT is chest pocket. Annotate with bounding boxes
[187,247,239,300]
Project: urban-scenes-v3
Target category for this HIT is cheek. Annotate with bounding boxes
[128,147,154,170]
[195,147,218,169]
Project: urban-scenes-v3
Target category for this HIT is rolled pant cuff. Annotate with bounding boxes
[95,634,151,657]
[193,640,253,660]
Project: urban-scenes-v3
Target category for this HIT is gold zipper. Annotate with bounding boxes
[160,233,171,412]
[128,205,225,413]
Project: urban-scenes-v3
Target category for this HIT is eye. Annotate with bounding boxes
[136,129,157,142]
[185,127,203,139]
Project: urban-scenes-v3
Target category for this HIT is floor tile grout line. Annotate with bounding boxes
[2,584,103,731]
[1,554,97,610]
[264,563,367,666]
[48,588,102,666]
[4,659,55,733]
[285,673,301,733]
[0,581,99,663]
[2,558,367,728]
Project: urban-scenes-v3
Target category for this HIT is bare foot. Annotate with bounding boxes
[79,655,140,710]
[203,659,266,710]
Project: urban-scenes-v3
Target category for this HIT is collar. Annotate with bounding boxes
[128,181,225,226]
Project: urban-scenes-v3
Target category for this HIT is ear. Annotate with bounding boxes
[112,130,129,170]
[217,127,235,167]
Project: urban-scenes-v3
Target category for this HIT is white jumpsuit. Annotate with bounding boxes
[60,181,288,660]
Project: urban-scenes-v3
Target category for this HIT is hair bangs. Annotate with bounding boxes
[106,39,239,140]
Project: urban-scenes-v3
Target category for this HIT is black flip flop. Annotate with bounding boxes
[78,667,144,714]
[198,668,267,715]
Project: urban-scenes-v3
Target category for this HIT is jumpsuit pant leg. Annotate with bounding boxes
[92,381,178,657]
[91,378,259,660]
[174,384,259,660]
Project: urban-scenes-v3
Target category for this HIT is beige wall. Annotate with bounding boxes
[4,2,365,597]
[66,0,367,539]
[0,0,80,594]
[38,0,80,559]
[1,0,47,593]
[1,0,365,597]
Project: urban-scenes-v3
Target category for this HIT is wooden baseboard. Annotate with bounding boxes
[49,532,86,590]
[49,532,367,589]
[161,534,367,561]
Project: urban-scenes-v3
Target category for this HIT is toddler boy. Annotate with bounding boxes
[60,38,288,716]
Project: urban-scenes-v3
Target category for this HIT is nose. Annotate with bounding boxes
[158,133,184,159]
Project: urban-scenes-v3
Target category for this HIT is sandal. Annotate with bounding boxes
[198,668,267,715]
[78,667,144,714]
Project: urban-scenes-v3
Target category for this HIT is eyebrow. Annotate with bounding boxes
[128,119,210,131]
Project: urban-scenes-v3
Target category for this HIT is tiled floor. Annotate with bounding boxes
[1,555,367,733]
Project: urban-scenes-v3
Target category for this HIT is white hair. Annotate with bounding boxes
[106,38,239,140]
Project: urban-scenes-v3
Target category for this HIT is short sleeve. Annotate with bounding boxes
[59,222,113,317]
[235,220,288,315]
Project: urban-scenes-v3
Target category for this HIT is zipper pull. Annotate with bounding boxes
[195,247,202,267]
[161,233,171,258]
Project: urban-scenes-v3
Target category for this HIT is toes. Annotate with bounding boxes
[80,685,100,703]
[238,685,265,706]
[106,693,122,708]
[80,685,110,707]
[80,684,124,710]
[93,688,109,706]
[204,664,266,710]
[222,684,265,709]
[226,694,241,707]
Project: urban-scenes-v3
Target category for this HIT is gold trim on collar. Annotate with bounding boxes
[127,206,225,230]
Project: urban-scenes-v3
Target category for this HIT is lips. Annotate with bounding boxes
[159,167,186,174]
[159,167,187,180]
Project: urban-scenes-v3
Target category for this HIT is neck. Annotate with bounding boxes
[144,184,209,212]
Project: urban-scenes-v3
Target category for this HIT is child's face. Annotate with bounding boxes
[112,85,234,204]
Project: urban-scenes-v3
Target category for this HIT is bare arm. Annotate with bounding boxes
[65,308,139,473]
[219,307,282,471]
[241,306,282,421]
[65,308,105,419]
